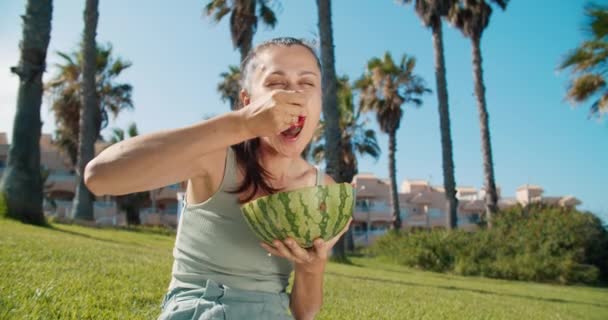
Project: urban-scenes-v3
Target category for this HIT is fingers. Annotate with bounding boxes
[282,114,300,127]
[273,90,307,106]
[285,104,308,118]
[343,218,353,233]
[283,238,313,263]
[263,239,312,264]
[260,242,281,256]
[278,106,308,132]
[275,91,309,118]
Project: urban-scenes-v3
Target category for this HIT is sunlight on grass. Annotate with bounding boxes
[1,218,606,319]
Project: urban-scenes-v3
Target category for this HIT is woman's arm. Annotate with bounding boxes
[85,90,308,196]
[290,251,326,320]
[84,111,252,196]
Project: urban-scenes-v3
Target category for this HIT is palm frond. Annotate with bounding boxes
[127,122,138,138]
[110,128,124,143]
[566,73,606,103]
[258,1,277,28]
[586,3,608,40]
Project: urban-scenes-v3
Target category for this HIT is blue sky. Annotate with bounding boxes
[1,0,606,221]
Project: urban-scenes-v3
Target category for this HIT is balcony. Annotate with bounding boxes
[354,200,393,222]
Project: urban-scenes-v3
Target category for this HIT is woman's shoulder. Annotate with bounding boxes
[322,173,336,185]
[302,160,336,186]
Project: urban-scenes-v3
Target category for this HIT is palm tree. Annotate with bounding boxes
[400,0,459,230]
[217,65,242,110]
[204,1,277,110]
[204,0,278,60]
[109,123,149,225]
[46,44,133,167]
[307,76,381,181]
[449,0,508,227]
[0,0,52,224]
[316,0,348,260]
[69,0,100,221]
[559,3,608,118]
[305,75,381,253]
[356,52,430,231]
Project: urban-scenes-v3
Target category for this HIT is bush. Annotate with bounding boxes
[366,204,608,285]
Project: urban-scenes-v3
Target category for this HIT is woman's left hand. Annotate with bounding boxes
[260,218,353,274]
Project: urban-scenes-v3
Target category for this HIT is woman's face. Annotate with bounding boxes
[242,45,322,158]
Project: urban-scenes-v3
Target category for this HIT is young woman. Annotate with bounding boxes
[84,37,351,320]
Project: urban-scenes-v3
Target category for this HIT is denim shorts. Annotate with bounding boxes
[157,279,294,320]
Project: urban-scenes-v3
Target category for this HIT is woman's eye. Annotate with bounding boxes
[301,82,315,87]
[267,82,286,88]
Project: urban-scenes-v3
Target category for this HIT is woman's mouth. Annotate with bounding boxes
[280,116,305,141]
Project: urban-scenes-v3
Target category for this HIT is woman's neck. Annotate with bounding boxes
[259,144,305,187]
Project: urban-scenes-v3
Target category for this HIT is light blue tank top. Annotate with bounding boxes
[168,146,323,293]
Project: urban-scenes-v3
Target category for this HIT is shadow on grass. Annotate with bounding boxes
[47,225,138,245]
[48,224,157,249]
[325,271,608,309]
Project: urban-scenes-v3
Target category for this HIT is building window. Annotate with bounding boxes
[165,203,178,215]
[356,199,370,211]
[428,208,443,218]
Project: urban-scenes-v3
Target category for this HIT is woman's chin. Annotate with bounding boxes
[272,135,309,157]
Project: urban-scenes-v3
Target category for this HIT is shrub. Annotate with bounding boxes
[366,204,608,285]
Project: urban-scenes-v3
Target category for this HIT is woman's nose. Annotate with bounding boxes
[284,82,297,91]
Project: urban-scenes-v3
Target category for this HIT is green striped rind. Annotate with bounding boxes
[242,200,273,243]
[241,183,354,248]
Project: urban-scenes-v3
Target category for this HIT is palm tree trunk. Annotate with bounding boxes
[388,130,401,231]
[317,0,346,261]
[71,0,98,221]
[342,142,357,252]
[0,0,52,225]
[472,36,498,228]
[238,1,256,63]
[432,19,458,230]
[239,35,252,63]
[337,142,357,253]
[317,0,341,180]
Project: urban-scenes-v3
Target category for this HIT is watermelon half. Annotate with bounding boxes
[241,182,355,248]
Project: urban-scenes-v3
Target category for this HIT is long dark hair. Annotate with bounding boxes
[229,37,321,203]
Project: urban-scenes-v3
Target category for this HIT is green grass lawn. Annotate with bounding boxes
[1,218,607,320]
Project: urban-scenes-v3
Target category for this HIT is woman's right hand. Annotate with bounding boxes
[85,90,307,196]
[239,90,309,138]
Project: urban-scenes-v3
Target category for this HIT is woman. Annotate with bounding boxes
[84,37,351,320]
